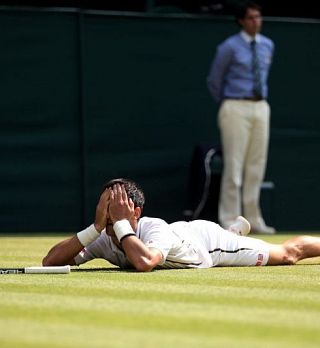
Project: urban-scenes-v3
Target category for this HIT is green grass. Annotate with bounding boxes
[1,234,320,348]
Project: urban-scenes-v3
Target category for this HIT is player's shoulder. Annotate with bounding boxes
[139,216,168,227]
[137,216,171,240]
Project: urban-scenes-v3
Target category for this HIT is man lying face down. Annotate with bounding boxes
[43,178,320,271]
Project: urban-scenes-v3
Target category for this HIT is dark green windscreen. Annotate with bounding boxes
[0,8,319,231]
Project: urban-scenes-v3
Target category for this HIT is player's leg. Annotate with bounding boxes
[209,232,270,267]
[267,235,320,265]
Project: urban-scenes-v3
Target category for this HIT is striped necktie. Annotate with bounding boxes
[251,40,262,98]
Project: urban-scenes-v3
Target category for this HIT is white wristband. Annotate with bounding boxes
[77,224,100,246]
[113,219,135,242]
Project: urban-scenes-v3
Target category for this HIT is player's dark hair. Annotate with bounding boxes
[234,1,262,20]
[102,178,145,210]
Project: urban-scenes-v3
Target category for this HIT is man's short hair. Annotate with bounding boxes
[234,1,262,20]
[102,178,145,210]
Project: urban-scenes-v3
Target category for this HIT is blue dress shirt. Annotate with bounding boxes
[207,31,274,103]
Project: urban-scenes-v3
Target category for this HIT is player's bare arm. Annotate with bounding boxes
[42,236,82,266]
[42,189,111,266]
[109,184,163,272]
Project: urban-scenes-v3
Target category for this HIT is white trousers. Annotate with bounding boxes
[218,99,270,228]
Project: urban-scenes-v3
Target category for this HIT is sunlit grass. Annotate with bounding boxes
[0,233,320,348]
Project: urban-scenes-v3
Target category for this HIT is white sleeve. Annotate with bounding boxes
[74,231,112,265]
[137,217,173,265]
[74,231,131,268]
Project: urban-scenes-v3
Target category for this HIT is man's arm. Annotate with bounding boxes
[207,43,232,102]
[42,236,82,266]
[42,189,111,266]
[121,236,163,272]
[109,184,163,272]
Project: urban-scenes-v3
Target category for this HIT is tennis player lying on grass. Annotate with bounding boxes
[43,178,320,271]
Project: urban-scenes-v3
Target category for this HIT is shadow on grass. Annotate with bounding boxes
[71,260,320,273]
[71,267,135,273]
[71,267,169,273]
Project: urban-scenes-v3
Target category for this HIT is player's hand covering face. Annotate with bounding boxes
[94,188,111,232]
[109,184,135,223]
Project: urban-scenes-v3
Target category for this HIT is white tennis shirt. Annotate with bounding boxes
[74,217,269,269]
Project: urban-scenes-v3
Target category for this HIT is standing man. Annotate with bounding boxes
[207,1,275,234]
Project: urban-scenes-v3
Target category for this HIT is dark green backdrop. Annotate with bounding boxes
[1,7,319,232]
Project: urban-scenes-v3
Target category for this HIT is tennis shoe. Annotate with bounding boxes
[228,216,251,236]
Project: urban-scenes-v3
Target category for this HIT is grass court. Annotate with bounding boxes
[1,233,320,348]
